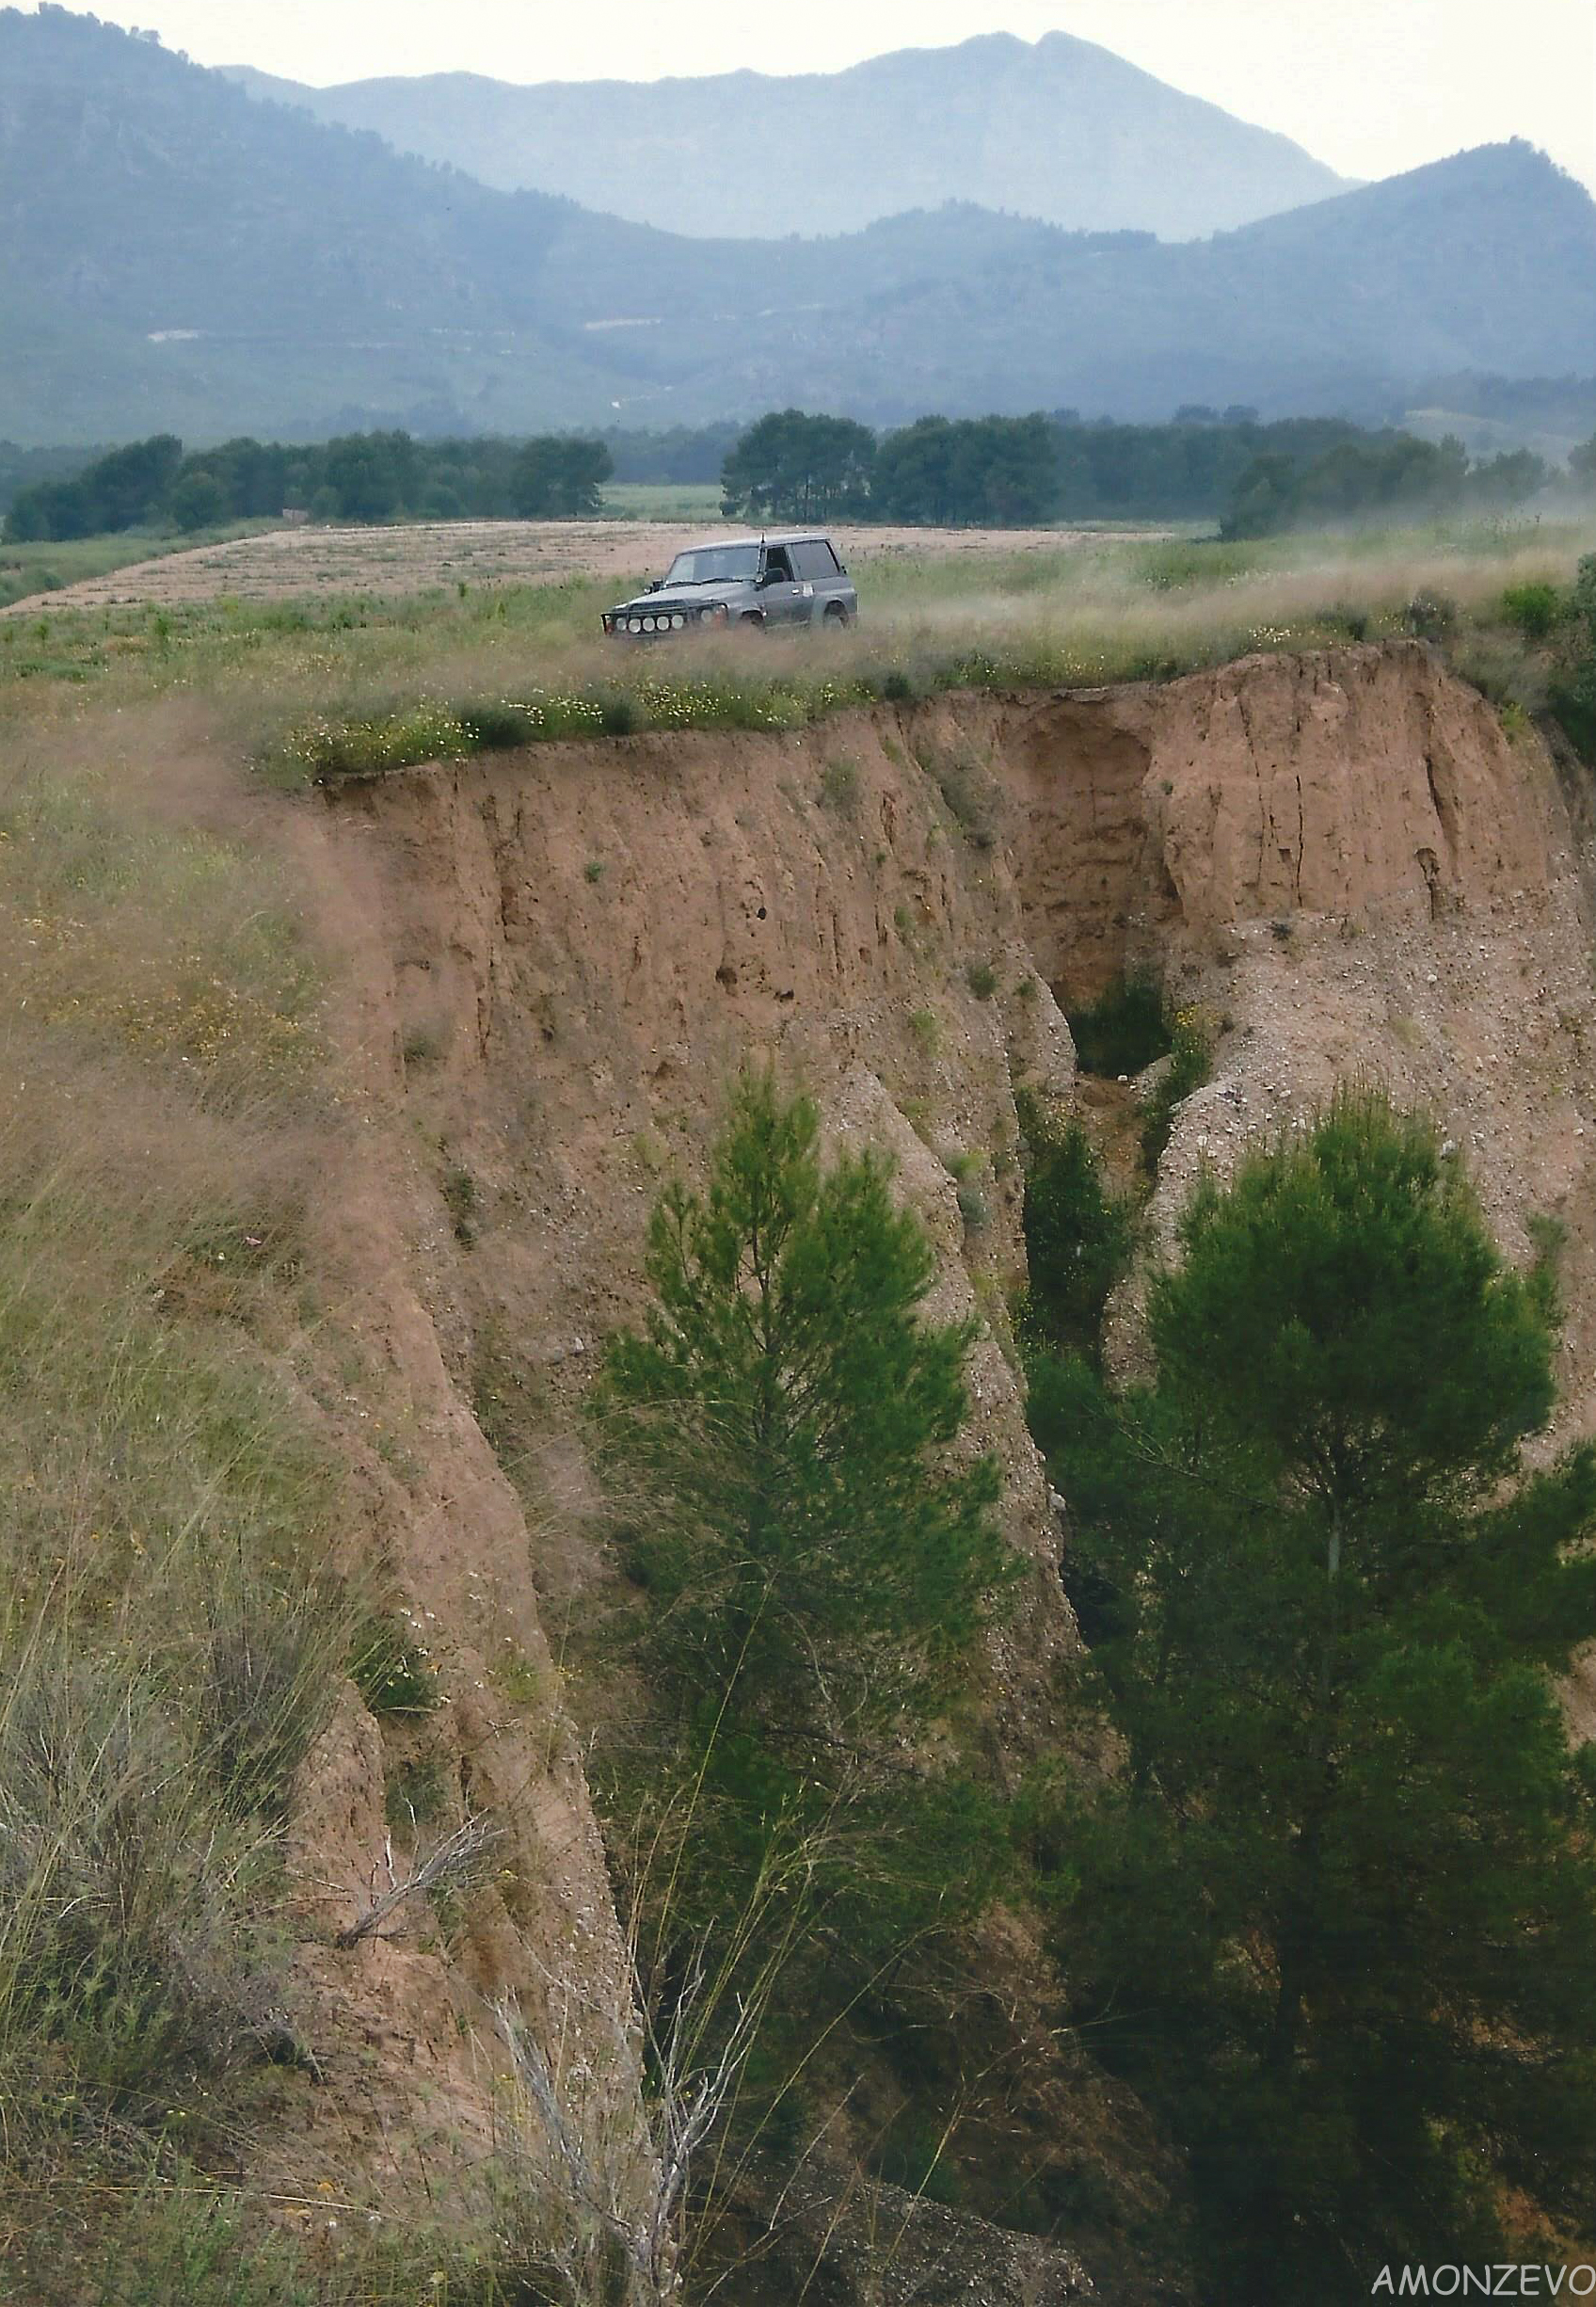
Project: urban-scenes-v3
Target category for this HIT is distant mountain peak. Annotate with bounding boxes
[221,27,1349,244]
[1228,135,1593,243]
[3,8,1590,450]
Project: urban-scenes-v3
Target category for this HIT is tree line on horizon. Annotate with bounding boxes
[0,429,616,542]
[6,407,1592,549]
[720,406,1588,534]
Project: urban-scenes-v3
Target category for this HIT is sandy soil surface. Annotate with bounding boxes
[3,517,1156,617]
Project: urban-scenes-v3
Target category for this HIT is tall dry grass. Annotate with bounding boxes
[0,690,683,2299]
[7,513,1593,772]
[1,509,1564,784]
[0,736,352,2240]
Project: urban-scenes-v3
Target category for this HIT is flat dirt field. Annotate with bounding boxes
[3,517,1149,617]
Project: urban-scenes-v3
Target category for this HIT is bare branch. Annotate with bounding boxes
[491,1942,765,2307]
[335,1813,500,1948]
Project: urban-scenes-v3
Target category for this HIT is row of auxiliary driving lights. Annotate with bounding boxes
[605,603,730,636]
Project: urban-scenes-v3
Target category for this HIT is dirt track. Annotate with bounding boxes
[3,517,1147,617]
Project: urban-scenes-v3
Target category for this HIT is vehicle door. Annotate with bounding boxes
[793,537,850,619]
[757,545,806,626]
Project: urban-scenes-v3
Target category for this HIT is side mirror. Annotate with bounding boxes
[646,579,663,593]
[759,566,785,587]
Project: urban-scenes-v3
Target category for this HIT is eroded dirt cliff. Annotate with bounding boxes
[277,640,1596,2293]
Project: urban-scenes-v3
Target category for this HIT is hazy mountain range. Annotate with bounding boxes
[2,7,1592,449]
[222,32,1351,245]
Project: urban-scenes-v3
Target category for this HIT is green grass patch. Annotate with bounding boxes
[385,1749,452,1834]
[923,745,998,849]
[819,754,861,812]
[348,1610,440,1717]
[598,480,726,524]
[1140,1005,1217,1169]
[0,744,354,2193]
[1066,973,1171,1077]
[0,522,270,613]
[441,1160,482,1247]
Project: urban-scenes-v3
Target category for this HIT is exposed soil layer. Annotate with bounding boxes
[272,641,1596,2294]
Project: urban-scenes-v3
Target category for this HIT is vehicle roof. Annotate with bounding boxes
[674,530,834,550]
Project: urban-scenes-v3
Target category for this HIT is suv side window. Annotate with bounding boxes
[792,540,837,582]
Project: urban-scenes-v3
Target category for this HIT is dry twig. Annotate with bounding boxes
[336,1813,500,1948]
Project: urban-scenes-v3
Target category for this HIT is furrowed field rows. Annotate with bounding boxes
[0,516,1166,617]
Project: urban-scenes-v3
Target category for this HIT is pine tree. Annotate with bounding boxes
[591,1071,1013,1948]
[1014,1092,1135,1366]
[1028,1092,1596,2296]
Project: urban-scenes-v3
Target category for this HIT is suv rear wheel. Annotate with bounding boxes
[822,601,851,626]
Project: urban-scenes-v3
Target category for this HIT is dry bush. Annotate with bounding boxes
[491,1947,761,2307]
[0,1629,304,2140]
[193,1571,348,1819]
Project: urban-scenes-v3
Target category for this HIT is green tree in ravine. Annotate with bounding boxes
[1013,1090,1134,1367]
[1025,1093,1596,2299]
[590,1072,1014,1960]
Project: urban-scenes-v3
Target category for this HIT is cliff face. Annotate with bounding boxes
[1000,640,1562,981]
[279,643,1596,2290]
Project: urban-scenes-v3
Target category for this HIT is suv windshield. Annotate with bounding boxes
[663,544,762,586]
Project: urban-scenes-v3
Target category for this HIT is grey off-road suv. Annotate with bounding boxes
[601,531,857,639]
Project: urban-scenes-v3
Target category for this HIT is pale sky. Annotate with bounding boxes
[25,0,1596,194]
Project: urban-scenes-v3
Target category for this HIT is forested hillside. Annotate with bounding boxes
[2,9,1593,445]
